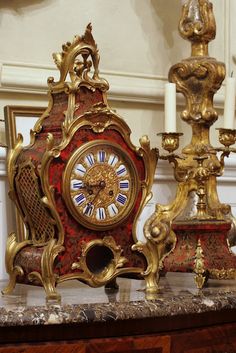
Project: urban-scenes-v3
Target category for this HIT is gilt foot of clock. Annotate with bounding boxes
[163,221,236,288]
[143,275,160,300]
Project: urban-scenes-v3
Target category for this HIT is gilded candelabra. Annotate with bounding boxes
[145,0,236,289]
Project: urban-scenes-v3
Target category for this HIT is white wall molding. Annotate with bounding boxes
[0,147,7,177]
[0,62,226,107]
[155,159,175,182]
[218,155,236,183]
[0,146,235,183]
[153,155,236,183]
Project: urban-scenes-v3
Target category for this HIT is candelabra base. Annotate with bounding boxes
[163,221,236,288]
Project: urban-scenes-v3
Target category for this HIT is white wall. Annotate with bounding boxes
[0,0,236,278]
[0,0,230,143]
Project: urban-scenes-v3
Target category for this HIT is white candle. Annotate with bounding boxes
[164,83,177,133]
[224,76,236,129]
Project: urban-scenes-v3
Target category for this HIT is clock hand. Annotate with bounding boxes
[90,181,106,205]
[85,181,105,188]
[87,183,101,188]
[81,182,101,195]
[79,183,93,195]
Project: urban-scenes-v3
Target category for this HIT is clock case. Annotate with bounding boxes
[4,25,158,300]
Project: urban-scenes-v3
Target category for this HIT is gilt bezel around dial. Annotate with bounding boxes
[63,140,140,230]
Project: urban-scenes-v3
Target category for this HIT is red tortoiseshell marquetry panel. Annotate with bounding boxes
[48,127,147,276]
[164,221,236,275]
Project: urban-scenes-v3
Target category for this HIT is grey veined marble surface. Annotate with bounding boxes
[0,273,236,327]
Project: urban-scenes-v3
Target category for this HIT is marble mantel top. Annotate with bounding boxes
[1,273,236,330]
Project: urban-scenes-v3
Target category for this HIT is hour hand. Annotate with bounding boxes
[88,181,106,205]
[85,181,106,189]
[83,182,98,192]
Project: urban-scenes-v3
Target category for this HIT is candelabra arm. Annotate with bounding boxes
[214,147,236,176]
[217,149,230,176]
[159,154,182,163]
[160,154,191,183]
[174,165,194,183]
[158,132,191,182]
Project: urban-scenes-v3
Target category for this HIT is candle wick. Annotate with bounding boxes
[231,71,234,77]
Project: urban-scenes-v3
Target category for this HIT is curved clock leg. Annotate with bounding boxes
[144,248,160,299]
[28,271,61,302]
[44,282,61,302]
[28,239,63,301]
[2,233,31,296]
[133,239,159,299]
[145,272,159,293]
[41,239,63,301]
[2,266,23,295]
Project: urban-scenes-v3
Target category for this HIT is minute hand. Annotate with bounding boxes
[91,181,106,204]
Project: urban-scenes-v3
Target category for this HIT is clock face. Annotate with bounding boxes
[63,140,139,230]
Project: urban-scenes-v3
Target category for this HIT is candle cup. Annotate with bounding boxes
[217,128,236,148]
[157,132,183,153]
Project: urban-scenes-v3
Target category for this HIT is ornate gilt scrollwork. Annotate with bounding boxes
[28,239,64,301]
[143,182,190,272]
[71,236,129,287]
[2,233,31,295]
[57,236,143,288]
[209,268,236,280]
[34,24,109,135]
[52,24,109,134]
[52,23,108,91]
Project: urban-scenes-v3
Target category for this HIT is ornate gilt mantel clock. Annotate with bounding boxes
[3,24,158,300]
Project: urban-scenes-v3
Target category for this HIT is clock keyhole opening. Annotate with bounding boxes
[86,245,114,275]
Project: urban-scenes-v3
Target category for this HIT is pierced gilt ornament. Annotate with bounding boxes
[3,24,158,300]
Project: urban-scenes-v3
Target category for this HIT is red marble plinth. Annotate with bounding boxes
[164,221,236,280]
